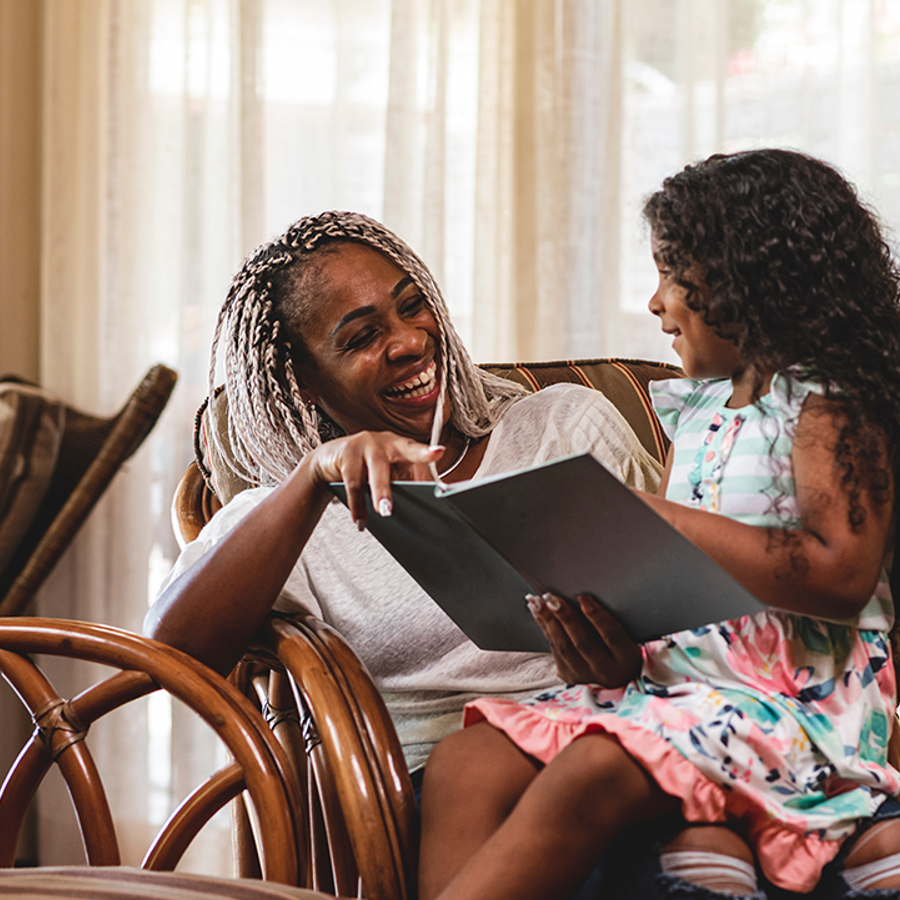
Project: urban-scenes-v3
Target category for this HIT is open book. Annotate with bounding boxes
[329,453,765,653]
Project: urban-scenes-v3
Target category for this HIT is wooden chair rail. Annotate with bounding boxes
[269,616,418,870]
[232,614,418,900]
[143,764,246,870]
[0,618,302,884]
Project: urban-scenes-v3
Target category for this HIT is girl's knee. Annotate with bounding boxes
[559,732,678,811]
[422,722,540,811]
[426,722,519,779]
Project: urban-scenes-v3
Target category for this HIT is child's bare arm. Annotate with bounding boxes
[641,396,892,620]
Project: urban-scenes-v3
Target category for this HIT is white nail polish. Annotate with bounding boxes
[378,498,392,517]
[543,593,561,612]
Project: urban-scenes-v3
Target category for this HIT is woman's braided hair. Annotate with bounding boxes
[208,210,526,485]
[643,148,900,522]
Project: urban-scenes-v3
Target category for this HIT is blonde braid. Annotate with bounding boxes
[209,211,526,484]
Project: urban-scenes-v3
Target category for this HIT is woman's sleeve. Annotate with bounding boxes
[154,487,324,620]
[562,388,664,492]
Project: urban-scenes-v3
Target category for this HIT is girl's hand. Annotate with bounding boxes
[528,592,642,687]
[305,430,443,529]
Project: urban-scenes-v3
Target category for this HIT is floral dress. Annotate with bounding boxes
[465,375,898,893]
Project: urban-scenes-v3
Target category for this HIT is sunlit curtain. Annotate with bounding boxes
[30,0,900,873]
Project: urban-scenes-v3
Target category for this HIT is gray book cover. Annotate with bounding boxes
[329,453,765,653]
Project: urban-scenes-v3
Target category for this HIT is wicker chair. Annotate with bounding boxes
[0,617,303,883]
[172,357,681,899]
[0,364,178,617]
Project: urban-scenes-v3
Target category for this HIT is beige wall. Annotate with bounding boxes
[0,0,42,862]
[0,0,42,382]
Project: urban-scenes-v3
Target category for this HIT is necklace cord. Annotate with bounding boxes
[434,435,472,483]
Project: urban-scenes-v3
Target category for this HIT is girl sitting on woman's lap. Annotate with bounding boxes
[417,149,900,900]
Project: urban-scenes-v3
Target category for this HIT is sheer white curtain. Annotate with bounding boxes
[32,0,900,872]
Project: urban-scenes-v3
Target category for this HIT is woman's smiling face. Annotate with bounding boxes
[292,242,447,442]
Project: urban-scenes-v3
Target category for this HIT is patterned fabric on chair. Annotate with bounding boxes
[0,866,331,899]
[480,358,681,466]
[0,364,178,616]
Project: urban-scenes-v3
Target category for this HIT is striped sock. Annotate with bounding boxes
[843,852,900,890]
[660,850,759,896]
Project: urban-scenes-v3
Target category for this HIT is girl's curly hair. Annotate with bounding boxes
[643,148,900,519]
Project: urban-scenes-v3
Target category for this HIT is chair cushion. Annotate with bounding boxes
[0,866,329,899]
[481,358,682,465]
[194,357,683,502]
[194,386,249,505]
[0,381,65,579]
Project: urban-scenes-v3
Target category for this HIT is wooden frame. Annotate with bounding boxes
[0,618,303,884]
[233,614,418,899]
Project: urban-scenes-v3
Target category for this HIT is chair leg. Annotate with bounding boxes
[231,794,262,879]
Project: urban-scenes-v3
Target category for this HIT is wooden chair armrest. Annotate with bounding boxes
[242,612,418,900]
[172,461,222,546]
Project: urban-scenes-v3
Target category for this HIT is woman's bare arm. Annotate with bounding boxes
[145,432,440,675]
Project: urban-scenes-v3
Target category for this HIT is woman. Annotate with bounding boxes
[145,210,662,776]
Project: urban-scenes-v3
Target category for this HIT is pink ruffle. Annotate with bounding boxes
[466,698,842,893]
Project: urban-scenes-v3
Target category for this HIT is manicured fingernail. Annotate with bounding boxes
[525,593,542,614]
[543,593,560,612]
[428,444,446,453]
[378,498,392,517]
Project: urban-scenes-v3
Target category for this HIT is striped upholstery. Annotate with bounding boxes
[481,357,681,465]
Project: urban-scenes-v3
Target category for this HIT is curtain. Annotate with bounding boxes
[30,0,900,873]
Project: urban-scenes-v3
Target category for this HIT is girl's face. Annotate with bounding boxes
[294,242,448,443]
[648,235,745,382]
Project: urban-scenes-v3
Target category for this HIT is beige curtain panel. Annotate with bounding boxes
[6,0,899,873]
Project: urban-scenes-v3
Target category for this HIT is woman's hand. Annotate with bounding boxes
[305,430,443,529]
[528,592,642,687]
[146,429,441,675]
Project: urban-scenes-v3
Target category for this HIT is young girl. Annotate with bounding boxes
[417,149,900,900]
